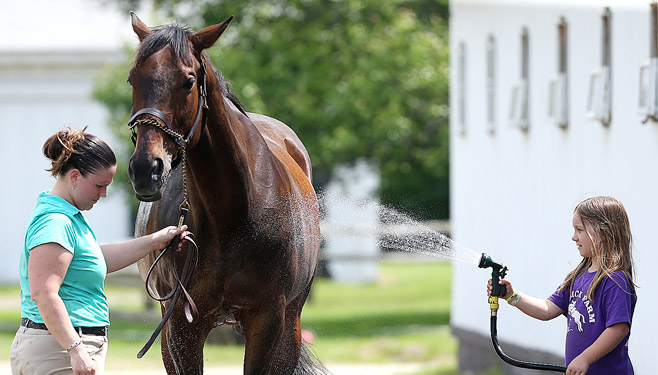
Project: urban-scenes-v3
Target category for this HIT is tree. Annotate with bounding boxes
[93,0,450,219]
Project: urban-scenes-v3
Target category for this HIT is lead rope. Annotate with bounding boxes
[130,118,199,358]
[137,231,199,358]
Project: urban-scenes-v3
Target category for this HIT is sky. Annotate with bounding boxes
[0,0,141,52]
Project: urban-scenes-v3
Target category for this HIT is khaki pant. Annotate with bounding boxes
[10,326,108,375]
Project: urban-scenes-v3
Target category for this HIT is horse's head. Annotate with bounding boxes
[127,12,232,201]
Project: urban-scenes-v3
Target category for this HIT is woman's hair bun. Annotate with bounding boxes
[42,126,115,177]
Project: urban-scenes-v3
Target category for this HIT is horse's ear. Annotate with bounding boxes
[189,16,233,52]
[131,11,152,42]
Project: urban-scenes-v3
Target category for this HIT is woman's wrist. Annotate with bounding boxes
[66,339,83,353]
[143,232,163,252]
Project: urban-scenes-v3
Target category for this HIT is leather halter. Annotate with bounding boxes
[128,57,209,150]
[129,56,210,359]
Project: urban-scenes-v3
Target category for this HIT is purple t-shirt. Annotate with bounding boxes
[548,270,636,374]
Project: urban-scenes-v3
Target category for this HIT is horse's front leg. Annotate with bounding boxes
[241,294,287,375]
[160,307,214,375]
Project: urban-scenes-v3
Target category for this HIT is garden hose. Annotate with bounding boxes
[480,253,567,373]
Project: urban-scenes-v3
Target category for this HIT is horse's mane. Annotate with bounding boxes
[135,24,194,66]
[216,70,248,117]
[134,24,248,116]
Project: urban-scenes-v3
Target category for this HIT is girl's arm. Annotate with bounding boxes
[29,243,97,373]
[488,279,564,320]
[101,225,187,273]
[512,291,564,321]
[565,322,630,375]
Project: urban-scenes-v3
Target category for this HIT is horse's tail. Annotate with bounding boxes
[294,344,331,375]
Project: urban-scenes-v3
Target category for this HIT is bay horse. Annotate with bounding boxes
[126,13,325,375]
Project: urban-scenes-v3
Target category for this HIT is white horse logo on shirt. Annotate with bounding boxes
[568,300,586,332]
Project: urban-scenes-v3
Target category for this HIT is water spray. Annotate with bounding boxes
[478,253,567,373]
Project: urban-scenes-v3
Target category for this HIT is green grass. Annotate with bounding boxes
[0,261,457,373]
[300,262,455,365]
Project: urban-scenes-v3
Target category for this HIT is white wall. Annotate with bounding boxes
[450,1,658,373]
[0,0,140,283]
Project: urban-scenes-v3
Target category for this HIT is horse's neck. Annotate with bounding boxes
[185,92,264,222]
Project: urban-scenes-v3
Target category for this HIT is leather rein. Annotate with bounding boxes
[128,58,209,359]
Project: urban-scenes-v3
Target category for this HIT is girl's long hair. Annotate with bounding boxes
[560,196,636,299]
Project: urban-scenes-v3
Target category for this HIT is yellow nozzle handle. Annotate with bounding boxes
[488,296,499,313]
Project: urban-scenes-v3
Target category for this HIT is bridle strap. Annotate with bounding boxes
[186,58,209,145]
[128,57,209,149]
[129,107,172,131]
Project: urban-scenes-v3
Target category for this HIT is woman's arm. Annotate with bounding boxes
[101,225,187,273]
[29,243,96,374]
[566,322,630,375]
[488,279,564,320]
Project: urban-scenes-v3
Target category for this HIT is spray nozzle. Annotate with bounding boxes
[478,253,506,274]
[479,253,508,298]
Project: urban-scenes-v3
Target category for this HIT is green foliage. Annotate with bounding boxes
[93,0,450,218]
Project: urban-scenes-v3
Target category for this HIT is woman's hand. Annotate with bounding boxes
[487,278,515,300]
[103,225,191,273]
[69,344,97,374]
[152,225,189,251]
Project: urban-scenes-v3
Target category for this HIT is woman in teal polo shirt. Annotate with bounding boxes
[10,127,187,375]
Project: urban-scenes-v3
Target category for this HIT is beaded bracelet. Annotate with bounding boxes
[66,340,83,353]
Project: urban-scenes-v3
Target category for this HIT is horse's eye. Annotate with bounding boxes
[183,76,196,92]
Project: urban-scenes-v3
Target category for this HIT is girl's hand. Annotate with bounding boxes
[566,354,590,375]
[152,225,189,251]
[487,278,515,300]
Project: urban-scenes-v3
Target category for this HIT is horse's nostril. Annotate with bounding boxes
[151,158,164,181]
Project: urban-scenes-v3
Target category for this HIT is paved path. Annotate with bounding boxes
[2,362,436,375]
[113,363,431,375]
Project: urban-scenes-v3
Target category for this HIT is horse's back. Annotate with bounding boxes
[248,112,313,185]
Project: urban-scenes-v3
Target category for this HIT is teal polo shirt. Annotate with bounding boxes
[19,191,109,327]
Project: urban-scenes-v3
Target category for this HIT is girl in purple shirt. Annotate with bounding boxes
[488,196,636,375]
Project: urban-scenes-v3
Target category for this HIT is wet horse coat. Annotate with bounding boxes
[127,14,323,375]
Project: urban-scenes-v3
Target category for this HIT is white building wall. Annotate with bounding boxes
[450,1,658,373]
[0,0,141,283]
